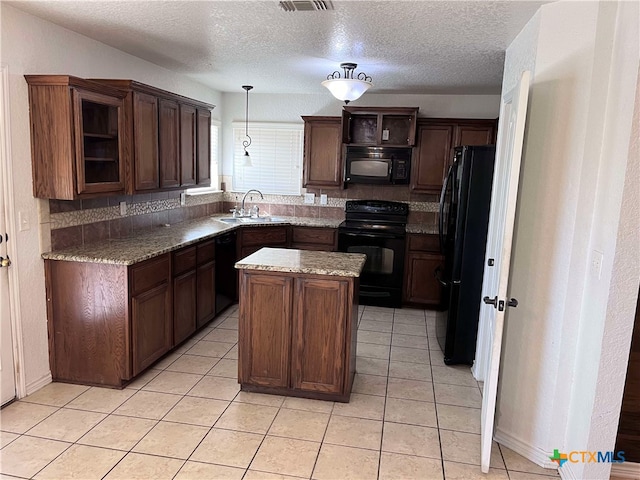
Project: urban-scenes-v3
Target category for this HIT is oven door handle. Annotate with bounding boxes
[341,232,402,240]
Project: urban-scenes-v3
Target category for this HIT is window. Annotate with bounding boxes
[187,121,220,193]
[232,122,303,195]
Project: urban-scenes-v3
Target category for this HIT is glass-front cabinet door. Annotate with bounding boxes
[73,89,126,195]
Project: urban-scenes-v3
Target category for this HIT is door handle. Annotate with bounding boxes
[0,255,11,268]
[507,298,518,308]
[483,296,498,308]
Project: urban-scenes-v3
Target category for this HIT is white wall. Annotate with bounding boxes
[220,92,500,176]
[494,1,640,478]
[0,4,221,393]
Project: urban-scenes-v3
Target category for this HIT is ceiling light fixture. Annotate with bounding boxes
[321,62,372,104]
[242,85,253,167]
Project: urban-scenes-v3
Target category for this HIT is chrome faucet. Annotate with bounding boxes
[241,189,264,216]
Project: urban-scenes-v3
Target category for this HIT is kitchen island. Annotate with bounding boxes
[235,247,366,402]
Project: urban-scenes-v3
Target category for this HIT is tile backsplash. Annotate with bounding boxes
[48,187,439,251]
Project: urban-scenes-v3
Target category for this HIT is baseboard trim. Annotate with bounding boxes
[494,427,559,470]
[558,462,579,480]
[25,372,52,396]
[611,462,640,479]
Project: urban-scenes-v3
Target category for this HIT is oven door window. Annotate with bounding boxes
[349,160,389,178]
[346,245,394,275]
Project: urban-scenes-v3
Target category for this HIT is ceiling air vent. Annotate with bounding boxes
[279,1,334,12]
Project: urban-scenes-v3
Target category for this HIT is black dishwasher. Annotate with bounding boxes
[215,231,237,315]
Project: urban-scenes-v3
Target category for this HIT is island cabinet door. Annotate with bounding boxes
[291,278,348,394]
[239,273,293,388]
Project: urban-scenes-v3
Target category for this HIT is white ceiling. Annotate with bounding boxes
[10,0,551,95]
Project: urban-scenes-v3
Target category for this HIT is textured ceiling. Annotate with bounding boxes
[9,0,551,95]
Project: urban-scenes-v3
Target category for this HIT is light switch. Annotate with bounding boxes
[119,201,127,216]
[320,194,328,205]
[180,193,186,206]
[18,211,30,231]
[304,193,315,204]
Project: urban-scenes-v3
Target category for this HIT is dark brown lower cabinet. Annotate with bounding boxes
[239,270,358,402]
[240,274,293,388]
[290,226,336,251]
[173,270,197,345]
[238,226,290,259]
[403,234,444,307]
[45,254,173,387]
[292,278,348,394]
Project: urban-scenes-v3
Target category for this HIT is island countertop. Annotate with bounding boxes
[235,247,367,277]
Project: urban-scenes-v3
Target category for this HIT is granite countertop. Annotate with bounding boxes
[42,214,436,265]
[235,247,367,277]
[42,215,342,265]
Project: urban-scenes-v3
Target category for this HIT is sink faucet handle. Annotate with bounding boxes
[251,205,259,218]
[230,207,238,218]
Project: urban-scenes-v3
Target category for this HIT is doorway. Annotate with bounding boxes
[0,65,19,406]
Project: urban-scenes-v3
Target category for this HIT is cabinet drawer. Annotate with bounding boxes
[131,254,171,295]
[408,234,440,252]
[292,227,336,246]
[242,227,289,247]
[196,239,216,264]
[173,246,197,276]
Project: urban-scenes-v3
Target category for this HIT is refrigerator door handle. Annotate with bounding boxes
[434,266,449,287]
[439,164,454,253]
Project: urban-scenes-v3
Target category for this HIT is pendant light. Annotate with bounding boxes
[322,62,372,104]
[242,85,253,167]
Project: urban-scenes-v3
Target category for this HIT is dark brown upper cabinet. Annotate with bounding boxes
[159,98,180,189]
[302,116,343,188]
[180,104,197,187]
[411,118,496,194]
[132,92,160,191]
[25,75,128,199]
[196,108,212,186]
[342,107,419,146]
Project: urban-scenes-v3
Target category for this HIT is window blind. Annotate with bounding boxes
[232,122,303,195]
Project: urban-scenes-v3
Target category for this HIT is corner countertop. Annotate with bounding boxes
[41,215,343,266]
[41,214,437,266]
[235,247,367,277]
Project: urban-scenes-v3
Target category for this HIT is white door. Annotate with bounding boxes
[479,70,531,473]
[0,65,16,406]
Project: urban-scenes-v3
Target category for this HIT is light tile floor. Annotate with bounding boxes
[0,305,561,480]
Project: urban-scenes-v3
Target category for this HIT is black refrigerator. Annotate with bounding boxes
[436,145,496,365]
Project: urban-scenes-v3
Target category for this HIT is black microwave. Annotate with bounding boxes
[344,146,412,185]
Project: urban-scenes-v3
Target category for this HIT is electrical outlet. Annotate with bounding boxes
[304,193,315,204]
[119,201,127,216]
[180,193,186,206]
[320,194,328,205]
[591,250,604,280]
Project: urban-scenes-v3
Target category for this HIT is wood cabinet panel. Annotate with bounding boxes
[408,234,440,253]
[45,261,130,386]
[292,278,347,394]
[159,98,180,188]
[173,270,197,345]
[404,252,443,306]
[131,281,172,375]
[26,76,128,199]
[411,124,453,194]
[454,124,496,147]
[131,254,170,295]
[196,108,212,186]
[342,107,419,146]
[173,246,197,276]
[291,227,336,247]
[132,92,159,191]
[240,227,289,247]
[411,119,496,194]
[239,274,293,388]
[180,104,197,186]
[196,261,216,328]
[302,116,342,188]
[196,240,216,264]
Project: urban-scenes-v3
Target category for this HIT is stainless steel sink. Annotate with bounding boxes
[218,216,287,224]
